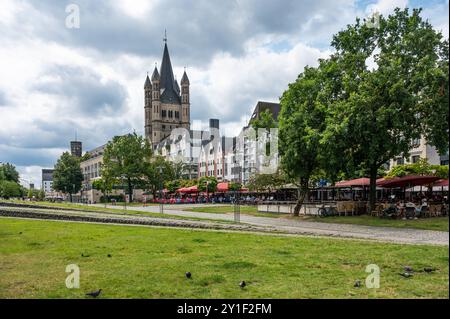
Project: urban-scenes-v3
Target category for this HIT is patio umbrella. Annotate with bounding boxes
[217,182,229,192]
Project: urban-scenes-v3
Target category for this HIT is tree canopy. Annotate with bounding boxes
[102,133,152,202]
[52,152,83,202]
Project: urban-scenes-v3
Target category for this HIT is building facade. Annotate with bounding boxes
[145,40,190,148]
[70,141,82,157]
[41,169,54,193]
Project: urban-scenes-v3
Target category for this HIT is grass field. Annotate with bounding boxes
[0,218,448,298]
[184,205,449,231]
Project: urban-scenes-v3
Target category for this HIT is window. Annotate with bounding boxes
[411,155,420,163]
[162,110,167,117]
[396,157,404,165]
[175,111,179,119]
[412,138,421,148]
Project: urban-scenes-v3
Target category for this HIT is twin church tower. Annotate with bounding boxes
[144,38,191,147]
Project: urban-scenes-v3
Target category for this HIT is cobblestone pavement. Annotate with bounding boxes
[93,204,449,246]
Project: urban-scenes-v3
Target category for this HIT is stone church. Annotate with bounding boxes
[144,40,190,148]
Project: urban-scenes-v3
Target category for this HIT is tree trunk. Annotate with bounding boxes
[368,166,377,214]
[69,193,73,203]
[127,178,133,203]
[293,179,309,217]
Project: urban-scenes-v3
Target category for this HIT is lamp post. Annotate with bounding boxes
[158,166,164,214]
[234,189,241,223]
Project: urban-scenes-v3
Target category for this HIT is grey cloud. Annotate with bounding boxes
[0,90,8,107]
[34,65,127,116]
[0,144,58,167]
[20,0,353,65]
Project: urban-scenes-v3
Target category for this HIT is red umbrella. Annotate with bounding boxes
[217,182,229,192]
[434,179,449,187]
[377,175,441,188]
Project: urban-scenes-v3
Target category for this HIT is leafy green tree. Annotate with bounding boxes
[0,163,20,183]
[198,176,218,193]
[0,180,22,198]
[143,156,175,199]
[229,182,242,192]
[38,189,45,201]
[324,8,448,213]
[92,174,115,204]
[279,64,331,216]
[247,172,285,193]
[102,133,152,202]
[52,152,83,202]
[27,188,33,199]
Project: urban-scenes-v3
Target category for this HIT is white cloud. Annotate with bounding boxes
[0,0,448,184]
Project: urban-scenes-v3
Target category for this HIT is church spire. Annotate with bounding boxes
[159,41,176,91]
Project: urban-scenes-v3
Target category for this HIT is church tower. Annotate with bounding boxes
[144,35,191,147]
[180,70,190,130]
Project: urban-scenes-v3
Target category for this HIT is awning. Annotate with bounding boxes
[335,178,370,187]
[335,177,386,188]
[434,179,449,187]
[377,175,441,188]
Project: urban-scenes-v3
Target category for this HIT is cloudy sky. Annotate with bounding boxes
[0,0,448,187]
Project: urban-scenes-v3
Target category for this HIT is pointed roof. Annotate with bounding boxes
[160,43,176,90]
[151,66,160,81]
[159,42,181,104]
[144,74,152,88]
[174,79,180,94]
[181,70,190,85]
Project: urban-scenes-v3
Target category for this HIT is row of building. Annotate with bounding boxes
[41,40,448,203]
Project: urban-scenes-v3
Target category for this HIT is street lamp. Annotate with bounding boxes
[158,166,164,214]
[234,188,241,223]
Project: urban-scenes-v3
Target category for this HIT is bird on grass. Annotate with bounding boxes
[81,253,90,257]
[19,232,22,235]
[86,289,102,298]
[399,272,413,278]
[404,266,413,272]
[185,272,192,279]
[354,280,361,288]
[239,281,246,288]
[107,254,112,258]
[424,267,435,273]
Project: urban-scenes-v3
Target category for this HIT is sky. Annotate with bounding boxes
[0,0,448,188]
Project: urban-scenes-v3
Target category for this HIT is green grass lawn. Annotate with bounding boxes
[0,218,448,298]
[184,205,449,231]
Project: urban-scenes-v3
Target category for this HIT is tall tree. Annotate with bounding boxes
[325,8,449,213]
[0,163,20,183]
[52,152,83,202]
[143,156,175,199]
[278,65,331,216]
[102,133,152,202]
